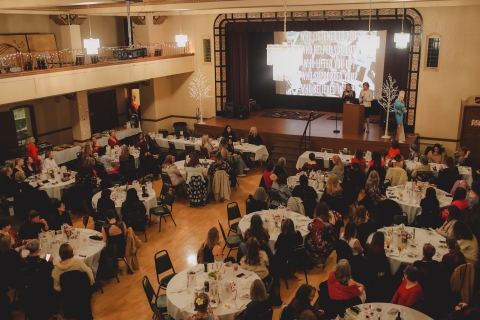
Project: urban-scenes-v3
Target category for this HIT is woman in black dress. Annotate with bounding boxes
[222,125,237,142]
[23,156,38,178]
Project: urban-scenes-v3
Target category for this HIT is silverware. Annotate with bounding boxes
[245,274,252,279]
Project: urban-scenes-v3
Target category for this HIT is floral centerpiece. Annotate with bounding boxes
[62,224,74,240]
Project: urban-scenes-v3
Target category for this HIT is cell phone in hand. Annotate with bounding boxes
[45,254,51,261]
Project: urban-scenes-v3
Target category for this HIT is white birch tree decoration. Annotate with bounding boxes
[378,74,399,139]
[189,68,212,124]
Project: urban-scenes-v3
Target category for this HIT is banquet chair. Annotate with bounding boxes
[245,197,252,215]
[60,271,93,320]
[142,275,168,316]
[415,171,434,183]
[151,303,173,320]
[321,148,333,153]
[149,193,176,232]
[96,244,120,293]
[127,208,148,241]
[161,172,184,197]
[393,213,408,226]
[94,219,106,233]
[168,141,186,161]
[268,189,281,209]
[226,202,242,236]
[314,157,325,170]
[157,183,173,206]
[218,219,242,257]
[154,250,177,296]
[185,144,196,155]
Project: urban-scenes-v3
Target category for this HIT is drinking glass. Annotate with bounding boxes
[398,243,405,253]
[385,236,391,247]
[376,304,383,313]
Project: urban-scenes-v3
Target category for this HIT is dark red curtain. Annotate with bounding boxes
[226,31,249,116]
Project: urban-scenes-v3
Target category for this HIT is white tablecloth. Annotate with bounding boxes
[38,146,82,166]
[366,227,447,275]
[404,161,473,185]
[152,134,269,161]
[174,159,213,180]
[31,228,105,275]
[97,127,141,146]
[353,303,432,320]
[237,210,312,252]
[296,151,352,169]
[101,151,140,169]
[386,183,452,224]
[91,186,157,219]
[27,172,76,200]
[287,173,324,202]
[166,264,260,320]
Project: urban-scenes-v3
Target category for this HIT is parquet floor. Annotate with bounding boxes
[11,166,338,320]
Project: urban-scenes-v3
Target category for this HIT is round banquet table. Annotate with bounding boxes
[237,210,312,252]
[22,228,105,275]
[166,264,260,320]
[385,183,452,225]
[287,173,325,202]
[366,226,447,275]
[111,151,140,169]
[27,172,77,200]
[404,160,473,185]
[91,186,157,219]
[352,303,432,320]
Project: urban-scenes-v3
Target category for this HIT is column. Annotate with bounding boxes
[139,77,172,133]
[69,91,91,145]
[59,25,82,50]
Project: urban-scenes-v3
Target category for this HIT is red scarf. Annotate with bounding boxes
[327,272,360,300]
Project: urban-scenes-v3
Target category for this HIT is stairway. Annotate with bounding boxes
[269,137,311,176]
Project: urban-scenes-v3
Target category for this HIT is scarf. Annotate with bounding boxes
[327,272,360,300]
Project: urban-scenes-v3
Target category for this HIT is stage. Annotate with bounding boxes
[195,109,416,158]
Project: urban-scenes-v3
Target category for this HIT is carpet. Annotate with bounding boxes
[326,116,380,124]
[261,110,324,121]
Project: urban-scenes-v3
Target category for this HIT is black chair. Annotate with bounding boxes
[218,219,242,257]
[59,271,93,320]
[149,193,176,232]
[154,250,177,296]
[142,275,168,317]
[157,183,173,206]
[226,202,242,236]
[393,213,408,225]
[168,141,186,161]
[127,207,147,241]
[416,171,434,183]
[96,244,120,293]
[245,197,252,215]
[151,303,173,320]
[94,219,106,233]
[315,157,325,170]
[161,172,184,196]
[200,146,210,159]
[185,144,196,155]
[120,158,138,184]
[268,189,281,209]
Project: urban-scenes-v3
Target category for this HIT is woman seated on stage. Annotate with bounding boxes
[301,153,319,173]
[222,124,237,142]
[248,127,263,146]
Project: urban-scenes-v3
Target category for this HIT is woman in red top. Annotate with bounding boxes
[386,140,401,160]
[108,131,120,148]
[391,265,424,311]
[327,259,365,301]
[263,162,275,192]
[452,187,469,217]
[25,136,42,171]
[350,149,366,173]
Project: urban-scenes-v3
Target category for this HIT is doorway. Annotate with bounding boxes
[461,106,480,166]
[88,90,119,134]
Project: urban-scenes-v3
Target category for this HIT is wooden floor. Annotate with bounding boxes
[10,166,338,320]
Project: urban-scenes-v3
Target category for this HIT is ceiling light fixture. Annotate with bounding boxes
[83,6,100,55]
[394,2,410,49]
[175,11,188,48]
[357,0,380,58]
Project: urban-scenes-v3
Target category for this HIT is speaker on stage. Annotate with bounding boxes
[236,105,248,120]
[224,102,235,118]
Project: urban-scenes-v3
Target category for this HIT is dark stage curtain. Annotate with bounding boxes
[226,31,250,116]
[226,20,411,115]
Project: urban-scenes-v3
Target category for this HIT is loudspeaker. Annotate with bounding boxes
[224,102,235,118]
[236,105,248,120]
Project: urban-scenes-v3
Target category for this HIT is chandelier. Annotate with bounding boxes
[394,3,410,49]
[357,0,379,58]
[266,0,304,81]
[83,7,100,54]
[176,11,188,48]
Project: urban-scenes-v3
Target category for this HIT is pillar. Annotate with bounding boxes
[139,77,172,133]
[59,25,82,50]
[69,91,91,145]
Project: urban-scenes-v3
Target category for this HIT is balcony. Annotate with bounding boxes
[0,43,195,105]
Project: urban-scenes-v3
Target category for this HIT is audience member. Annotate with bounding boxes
[19,210,49,240]
[273,157,287,177]
[248,127,263,146]
[413,243,440,279]
[391,265,423,311]
[0,166,15,198]
[385,154,408,186]
[222,125,237,142]
[240,280,272,320]
[0,233,22,319]
[274,218,303,268]
[118,145,135,180]
[320,173,345,217]
[418,187,441,228]
[102,209,127,244]
[187,292,220,320]
[23,156,38,178]
[240,237,269,280]
[201,135,215,157]
[43,151,59,170]
[292,175,318,218]
[408,143,420,161]
[12,158,24,177]
[134,132,146,149]
[466,181,480,209]
[197,227,223,263]
[96,189,116,217]
[452,187,469,216]
[365,232,391,277]
[247,187,269,213]
[365,170,386,206]
[452,221,478,265]
[242,214,270,246]
[208,153,232,180]
[302,153,319,173]
[385,140,401,160]
[305,203,338,267]
[340,221,363,256]
[411,155,432,179]
[91,136,101,153]
[440,238,466,284]
[439,157,460,178]
[285,284,326,320]
[327,259,365,302]
[48,201,72,231]
[121,189,146,226]
[271,173,291,207]
[262,162,275,192]
[455,146,472,167]
[107,130,120,147]
[330,155,344,181]
[427,143,446,164]
[353,205,379,247]
[436,205,462,238]
[51,244,95,292]
[162,155,186,186]
[350,149,366,173]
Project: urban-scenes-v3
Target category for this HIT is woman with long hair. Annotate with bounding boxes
[226,137,249,176]
[350,149,366,173]
[207,153,231,179]
[286,284,326,320]
[120,188,146,226]
[394,90,407,142]
[201,134,215,157]
[119,145,135,182]
[187,292,220,320]
[305,203,338,266]
[98,146,118,175]
[248,127,263,146]
[320,173,345,216]
[436,205,462,238]
[197,227,223,263]
[271,173,291,207]
[162,155,185,187]
[185,154,208,207]
[452,187,469,216]
[452,221,479,265]
[340,221,363,256]
[365,232,391,277]
[427,143,446,164]
[25,136,42,171]
[97,189,116,217]
[240,237,269,280]
[301,153,319,173]
[135,132,145,149]
[244,214,270,244]
[240,279,272,320]
[222,125,237,142]
[418,187,441,228]
[386,139,401,160]
[327,259,365,302]
[331,155,344,181]
[353,205,378,247]
[365,170,386,206]
[23,156,38,178]
[274,218,303,267]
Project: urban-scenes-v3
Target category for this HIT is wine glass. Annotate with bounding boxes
[398,243,405,253]
[385,236,391,247]
[376,304,383,313]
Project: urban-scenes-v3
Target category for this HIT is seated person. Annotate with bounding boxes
[384,155,408,186]
[240,279,273,320]
[350,149,366,173]
[330,155,344,181]
[340,221,363,256]
[271,174,291,207]
[301,153,319,173]
[327,259,365,302]
[453,221,479,265]
[418,187,441,228]
[187,293,220,320]
[413,243,440,280]
[455,146,472,167]
[320,174,346,217]
[353,206,379,247]
[411,155,431,179]
[247,187,268,213]
[51,244,94,292]
[248,127,263,146]
[273,157,287,177]
[427,143,446,164]
[91,136,101,153]
[391,265,423,311]
[207,153,232,179]
[96,189,116,216]
[436,205,462,238]
[42,151,58,170]
[197,227,223,263]
[365,232,391,277]
[385,140,401,160]
[408,143,420,161]
[107,130,120,148]
[0,166,15,198]
[48,201,72,231]
[285,284,326,320]
[440,238,466,284]
[121,189,147,227]
[240,237,269,280]
[162,155,186,186]
[242,214,270,248]
[262,162,275,192]
[19,210,49,240]
[12,158,24,177]
[452,187,469,216]
[292,175,318,218]
[274,218,303,268]
[98,146,118,175]
[102,209,127,243]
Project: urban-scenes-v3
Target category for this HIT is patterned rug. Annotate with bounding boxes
[326,116,381,124]
[261,110,324,121]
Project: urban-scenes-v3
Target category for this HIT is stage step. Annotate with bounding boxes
[273,138,312,149]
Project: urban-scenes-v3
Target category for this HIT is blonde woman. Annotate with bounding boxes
[353,205,379,246]
[197,227,223,263]
[327,259,366,302]
[161,155,185,186]
[248,127,263,146]
[320,173,345,217]
[365,171,386,206]
[240,279,272,318]
[331,155,344,181]
[25,136,42,171]
[201,135,216,157]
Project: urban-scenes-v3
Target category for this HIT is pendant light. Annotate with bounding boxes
[83,6,100,55]
[394,2,410,49]
[176,11,188,48]
[357,0,379,58]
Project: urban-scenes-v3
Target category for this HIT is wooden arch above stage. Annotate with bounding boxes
[214,8,423,133]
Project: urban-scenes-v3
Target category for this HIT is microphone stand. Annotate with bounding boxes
[333,100,340,133]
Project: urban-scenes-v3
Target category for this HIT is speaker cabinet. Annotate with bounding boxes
[236,105,248,120]
[224,102,235,118]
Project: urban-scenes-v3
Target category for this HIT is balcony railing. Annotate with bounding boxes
[0,42,190,75]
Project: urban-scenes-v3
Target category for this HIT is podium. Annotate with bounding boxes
[343,103,364,135]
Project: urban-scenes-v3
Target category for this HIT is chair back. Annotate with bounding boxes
[59,271,93,320]
[200,146,210,159]
[259,176,267,189]
[95,219,106,232]
[227,202,242,222]
[416,171,433,182]
[185,145,195,154]
[160,183,172,198]
[333,240,354,263]
[97,244,119,280]
[217,220,228,242]
[162,193,174,207]
[127,208,146,231]
[151,303,167,320]
[315,157,325,170]
[393,214,408,225]
[168,141,177,153]
[161,172,173,186]
[142,275,156,306]
[245,197,252,215]
[268,189,281,207]
[154,250,175,281]
[450,263,475,304]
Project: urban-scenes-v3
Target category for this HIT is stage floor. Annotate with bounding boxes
[198,109,416,144]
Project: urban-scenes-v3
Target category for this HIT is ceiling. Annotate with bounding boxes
[0,0,477,16]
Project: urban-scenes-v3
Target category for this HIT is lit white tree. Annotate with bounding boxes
[378,74,399,139]
[189,68,212,124]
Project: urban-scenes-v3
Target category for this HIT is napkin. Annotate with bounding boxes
[296,216,312,222]
[387,247,400,257]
